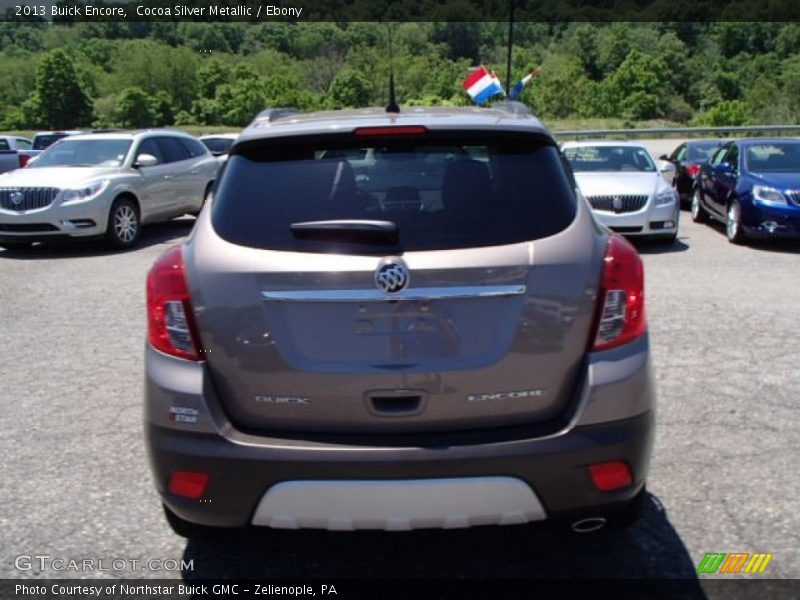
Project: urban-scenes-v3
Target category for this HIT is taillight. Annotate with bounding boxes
[686,163,699,177]
[590,235,646,352]
[146,246,202,361]
[18,154,30,168]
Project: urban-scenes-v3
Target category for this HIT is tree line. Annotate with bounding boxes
[1,21,799,130]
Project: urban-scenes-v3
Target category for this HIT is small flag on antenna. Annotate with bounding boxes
[463,67,506,106]
[508,68,541,101]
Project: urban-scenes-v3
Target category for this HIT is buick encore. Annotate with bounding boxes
[145,104,655,537]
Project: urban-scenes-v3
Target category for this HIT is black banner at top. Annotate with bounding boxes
[4,0,800,22]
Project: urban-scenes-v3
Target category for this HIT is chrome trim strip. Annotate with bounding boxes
[262,284,526,302]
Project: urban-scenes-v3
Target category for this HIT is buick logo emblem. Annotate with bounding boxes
[612,196,623,212]
[375,259,409,294]
[9,190,23,206]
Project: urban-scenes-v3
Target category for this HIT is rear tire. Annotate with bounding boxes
[163,504,229,540]
[605,487,646,531]
[726,199,746,245]
[106,197,141,249]
[191,183,213,217]
[691,187,708,224]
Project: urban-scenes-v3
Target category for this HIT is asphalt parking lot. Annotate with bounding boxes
[1,214,798,585]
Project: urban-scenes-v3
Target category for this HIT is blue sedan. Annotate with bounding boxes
[692,139,800,244]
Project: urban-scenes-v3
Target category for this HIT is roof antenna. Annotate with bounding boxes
[505,0,516,93]
[386,23,400,113]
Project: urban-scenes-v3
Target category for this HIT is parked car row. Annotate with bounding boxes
[0,129,219,249]
[560,136,799,247]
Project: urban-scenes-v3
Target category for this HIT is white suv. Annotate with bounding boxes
[0,130,218,250]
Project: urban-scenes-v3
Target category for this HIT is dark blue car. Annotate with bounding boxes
[692,139,800,244]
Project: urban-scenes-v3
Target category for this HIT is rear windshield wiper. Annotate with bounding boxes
[290,220,398,244]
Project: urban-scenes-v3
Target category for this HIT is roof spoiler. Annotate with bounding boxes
[491,101,532,116]
[249,107,301,128]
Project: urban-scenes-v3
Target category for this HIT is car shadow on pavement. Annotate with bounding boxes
[702,220,800,254]
[631,238,690,255]
[0,217,195,260]
[180,492,704,594]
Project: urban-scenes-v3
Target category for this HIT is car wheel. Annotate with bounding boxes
[0,241,32,250]
[691,187,708,223]
[726,199,746,245]
[604,487,647,531]
[106,197,141,249]
[163,504,229,540]
[191,183,213,217]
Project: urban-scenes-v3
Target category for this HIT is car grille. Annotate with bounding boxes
[0,187,60,211]
[0,223,58,232]
[586,194,649,213]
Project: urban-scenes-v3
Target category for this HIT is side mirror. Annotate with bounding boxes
[134,153,159,168]
[658,159,677,183]
[659,154,669,161]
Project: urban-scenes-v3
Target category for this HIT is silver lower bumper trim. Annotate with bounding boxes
[251,477,547,530]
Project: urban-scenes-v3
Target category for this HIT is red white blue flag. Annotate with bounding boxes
[463,67,505,106]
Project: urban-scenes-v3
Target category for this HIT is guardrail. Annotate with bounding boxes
[552,125,800,139]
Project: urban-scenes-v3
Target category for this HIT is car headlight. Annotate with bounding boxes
[655,188,676,206]
[753,185,787,206]
[59,180,109,204]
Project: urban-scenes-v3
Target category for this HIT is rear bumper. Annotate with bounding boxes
[149,411,653,529]
[145,333,656,530]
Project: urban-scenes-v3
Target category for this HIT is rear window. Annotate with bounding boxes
[33,134,70,150]
[201,137,235,155]
[211,132,576,254]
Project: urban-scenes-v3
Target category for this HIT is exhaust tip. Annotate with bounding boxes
[571,517,607,533]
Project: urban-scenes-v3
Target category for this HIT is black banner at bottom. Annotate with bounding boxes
[3,579,800,600]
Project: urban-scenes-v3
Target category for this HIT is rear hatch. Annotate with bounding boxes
[187,129,601,434]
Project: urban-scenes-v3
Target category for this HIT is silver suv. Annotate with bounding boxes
[145,104,655,537]
[0,130,218,250]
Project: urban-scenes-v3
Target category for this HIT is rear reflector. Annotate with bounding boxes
[354,126,428,136]
[588,461,633,492]
[146,246,203,361]
[168,470,209,499]
[686,163,699,177]
[590,235,646,352]
[18,154,30,168]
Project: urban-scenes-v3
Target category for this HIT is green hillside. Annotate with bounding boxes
[1,21,799,130]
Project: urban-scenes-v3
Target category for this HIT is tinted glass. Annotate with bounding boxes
[181,137,210,158]
[724,145,739,170]
[670,144,685,162]
[156,137,191,163]
[201,137,235,155]
[32,134,70,150]
[212,132,577,254]
[136,139,164,164]
[16,138,31,150]
[710,146,729,165]
[31,139,132,168]
[563,145,656,172]
[0,139,9,151]
[744,142,800,172]
[687,141,723,162]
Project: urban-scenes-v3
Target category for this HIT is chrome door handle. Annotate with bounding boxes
[163,175,173,179]
[190,170,200,174]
